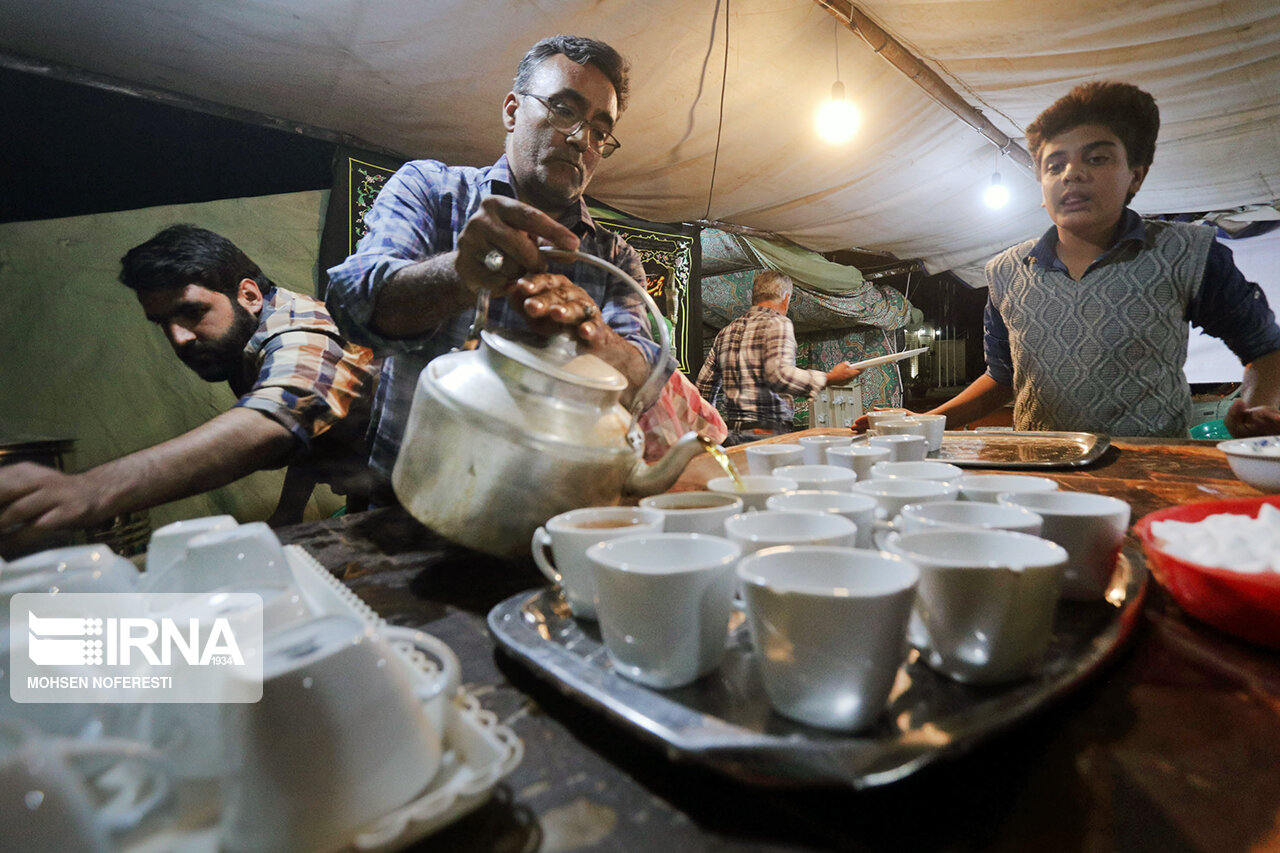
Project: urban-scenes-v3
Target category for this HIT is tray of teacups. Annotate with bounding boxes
[3,518,522,852]
[489,490,1146,788]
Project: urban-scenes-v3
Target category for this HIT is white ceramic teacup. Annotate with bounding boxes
[143,522,292,594]
[889,501,1045,650]
[772,464,856,492]
[2,544,140,595]
[744,443,804,475]
[144,514,239,577]
[851,478,959,521]
[638,492,743,536]
[997,491,1131,600]
[895,501,1044,537]
[1,548,139,709]
[868,434,928,462]
[220,615,457,853]
[864,409,911,430]
[587,533,741,689]
[905,414,947,452]
[885,529,1067,684]
[707,475,799,512]
[531,506,665,620]
[724,510,857,556]
[957,473,1059,503]
[825,444,890,480]
[737,547,918,730]
[141,584,314,781]
[869,461,964,484]
[0,720,173,853]
[0,648,142,742]
[873,420,927,440]
[797,435,854,465]
[765,490,878,548]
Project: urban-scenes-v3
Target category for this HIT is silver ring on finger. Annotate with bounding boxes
[483,249,506,273]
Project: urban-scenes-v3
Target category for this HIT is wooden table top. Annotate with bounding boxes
[279,432,1280,853]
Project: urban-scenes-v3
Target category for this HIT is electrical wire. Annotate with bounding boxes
[833,19,841,83]
[678,0,722,153]
[704,0,730,220]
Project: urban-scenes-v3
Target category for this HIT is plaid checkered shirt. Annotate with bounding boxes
[230,286,379,477]
[696,305,827,428]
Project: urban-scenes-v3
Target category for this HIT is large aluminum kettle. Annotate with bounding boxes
[391,249,710,558]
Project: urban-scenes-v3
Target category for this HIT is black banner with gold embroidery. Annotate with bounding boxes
[319,148,405,296]
[588,208,702,374]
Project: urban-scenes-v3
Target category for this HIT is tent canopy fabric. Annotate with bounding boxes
[1,0,1277,277]
[740,236,866,295]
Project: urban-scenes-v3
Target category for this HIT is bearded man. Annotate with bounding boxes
[0,224,378,553]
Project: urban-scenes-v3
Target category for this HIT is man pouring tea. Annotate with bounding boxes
[325,34,679,495]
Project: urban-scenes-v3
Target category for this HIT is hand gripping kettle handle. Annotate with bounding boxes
[539,247,670,425]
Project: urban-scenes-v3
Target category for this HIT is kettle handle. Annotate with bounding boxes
[539,247,671,425]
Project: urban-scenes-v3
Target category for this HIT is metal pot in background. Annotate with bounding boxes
[0,436,150,558]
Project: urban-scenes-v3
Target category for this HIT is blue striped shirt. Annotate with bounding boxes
[325,156,662,481]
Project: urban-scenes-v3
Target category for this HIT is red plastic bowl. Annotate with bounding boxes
[1134,495,1280,649]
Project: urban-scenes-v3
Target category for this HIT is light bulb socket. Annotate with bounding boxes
[831,80,846,101]
[990,171,1002,186]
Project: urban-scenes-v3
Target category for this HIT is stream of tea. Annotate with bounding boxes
[698,435,745,491]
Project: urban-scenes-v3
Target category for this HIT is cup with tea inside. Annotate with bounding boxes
[531,506,665,619]
[638,492,743,535]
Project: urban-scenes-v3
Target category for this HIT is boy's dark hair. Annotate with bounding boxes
[119,224,272,296]
[513,35,630,113]
[1026,81,1160,172]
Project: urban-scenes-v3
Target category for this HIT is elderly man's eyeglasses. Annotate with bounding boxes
[519,92,621,158]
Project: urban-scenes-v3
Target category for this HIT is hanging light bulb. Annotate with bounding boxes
[816,22,858,144]
[984,171,1010,209]
[817,80,859,143]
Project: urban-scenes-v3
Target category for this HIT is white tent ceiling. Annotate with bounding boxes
[2,0,1277,277]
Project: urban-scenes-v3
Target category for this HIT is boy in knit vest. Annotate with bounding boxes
[926,81,1280,438]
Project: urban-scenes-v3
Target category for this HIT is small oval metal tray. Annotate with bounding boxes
[488,552,1144,789]
[930,430,1110,468]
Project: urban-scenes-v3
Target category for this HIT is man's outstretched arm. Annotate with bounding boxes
[0,408,294,552]
[1226,348,1280,437]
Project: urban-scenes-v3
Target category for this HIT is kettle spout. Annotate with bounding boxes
[623,431,712,497]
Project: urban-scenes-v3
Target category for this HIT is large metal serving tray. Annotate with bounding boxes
[930,430,1110,468]
[488,552,1145,789]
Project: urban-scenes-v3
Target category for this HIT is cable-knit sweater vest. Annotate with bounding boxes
[986,219,1215,437]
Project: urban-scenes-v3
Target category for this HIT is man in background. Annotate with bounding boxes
[698,270,861,446]
[0,224,378,554]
